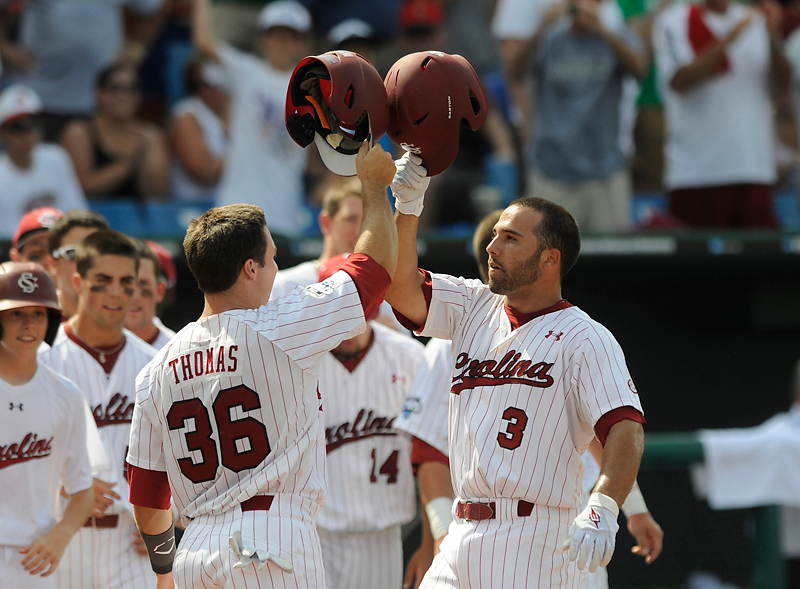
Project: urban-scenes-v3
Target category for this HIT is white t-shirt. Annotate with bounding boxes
[170,96,228,202]
[215,45,308,237]
[654,3,776,189]
[0,143,88,238]
[492,0,626,39]
[0,365,94,547]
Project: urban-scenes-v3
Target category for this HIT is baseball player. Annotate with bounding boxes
[397,211,664,589]
[10,207,63,267]
[270,176,407,333]
[125,142,399,589]
[125,241,177,349]
[39,229,158,589]
[47,210,110,319]
[314,254,425,589]
[0,262,95,588]
[385,153,646,588]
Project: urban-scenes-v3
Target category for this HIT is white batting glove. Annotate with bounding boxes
[229,530,293,573]
[562,492,620,573]
[391,152,430,217]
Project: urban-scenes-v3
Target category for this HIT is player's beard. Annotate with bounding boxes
[488,245,545,295]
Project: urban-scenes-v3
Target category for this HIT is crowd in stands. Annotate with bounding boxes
[0,0,799,238]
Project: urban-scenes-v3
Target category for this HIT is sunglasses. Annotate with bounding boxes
[3,116,42,134]
[52,245,78,261]
[102,82,141,93]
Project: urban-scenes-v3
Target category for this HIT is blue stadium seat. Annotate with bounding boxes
[143,201,214,238]
[89,201,148,236]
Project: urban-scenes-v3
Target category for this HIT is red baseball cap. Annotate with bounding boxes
[146,240,178,288]
[12,207,63,250]
[399,0,444,31]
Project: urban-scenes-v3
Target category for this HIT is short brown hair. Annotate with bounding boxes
[472,210,503,283]
[48,210,109,254]
[184,204,268,294]
[509,197,581,278]
[322,177,362,218]
[137,241,161,279]
[76,229,140,277]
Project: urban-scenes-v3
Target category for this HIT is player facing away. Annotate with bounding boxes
[0,262,95,588]
[125,241,176,349]
[385,154,646,588]
[39,230,159,589]
[126,142,398,589]
[314,255,425,589]
[396,211,663,589]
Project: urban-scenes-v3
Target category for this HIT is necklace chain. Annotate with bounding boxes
[70,322,125,364]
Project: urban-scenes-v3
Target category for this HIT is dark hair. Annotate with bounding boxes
[184,204,268,294]
[183,55,206,96]
[48,210,110,254]
[509,197,581,278]
[96,62,138,90]
[472,209,503,283]
[76,230,140,277]
[137,240,162,279]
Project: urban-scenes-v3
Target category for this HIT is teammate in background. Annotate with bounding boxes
[385,153,646,588]
[39,230,158,589]
[0,262,95,587]
[398,211,663,588]
[47,210,109,319]
[10,207,63,267]
[125,242,176,349]
[145,239,179,317]
[126,142,398,589]
[314,254,425,589]
[270,177,408,333]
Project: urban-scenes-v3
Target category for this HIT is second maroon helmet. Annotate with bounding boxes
[286,50,389,176]
[384,51,488,176]
[0,261,62,345]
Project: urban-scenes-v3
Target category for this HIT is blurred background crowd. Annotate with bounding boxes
[3,0,800,239]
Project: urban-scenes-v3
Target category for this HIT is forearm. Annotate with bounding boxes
[600,29,647,79]
[383,212,428,326]
[592,420,644,507]
[140,140,170,198]
[418,461,454,506]
[133,505,174,535]
[192,0,220,60]
[57,487,94,537]
[79,161,137,196]
[670,41,728,91]
[354,181,398,278]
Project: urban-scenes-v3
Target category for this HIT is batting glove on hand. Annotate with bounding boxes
[229,530,293,573]
[562,492,620,573]
[391,152,430,217]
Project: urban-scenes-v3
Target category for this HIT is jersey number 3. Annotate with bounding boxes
[497,406,529,450]
[167,385,272,484]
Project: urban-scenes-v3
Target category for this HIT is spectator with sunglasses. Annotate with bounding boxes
[0,85,88,240]
[47,210,110,319]
[60,63,170,201]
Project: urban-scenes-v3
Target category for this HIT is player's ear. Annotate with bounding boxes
[542,248,561,271]
[319,211,332,236]
[8,248,20,262]
[72,271,82,292]
[156,280,167,304]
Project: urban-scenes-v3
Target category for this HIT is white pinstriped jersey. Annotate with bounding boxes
[0,366,93,546]
[39,327,158,516]
[415,273,643,510]
[317,323,424,533]
[150,317,177,350]
[395,338,452,457]
[127,269,371,526]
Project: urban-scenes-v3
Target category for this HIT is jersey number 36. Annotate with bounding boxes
[167,385,272,484]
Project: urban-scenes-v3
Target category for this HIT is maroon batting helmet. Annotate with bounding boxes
[286,50,389,176]
[384,51,487,176]
[0,262,62,345]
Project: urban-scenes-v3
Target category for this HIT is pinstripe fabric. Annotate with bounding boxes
[318,526,403,589]
[128,270,373,588]
[395,338,452,456]
[39,326,157,589]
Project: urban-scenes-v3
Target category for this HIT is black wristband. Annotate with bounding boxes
[141,524,176,574]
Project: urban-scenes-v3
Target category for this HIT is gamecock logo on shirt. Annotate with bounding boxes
[451,350,555,394]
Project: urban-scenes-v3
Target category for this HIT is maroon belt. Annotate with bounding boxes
[84,515,119,528]
[454,500,534,521]
[241,495,275,512]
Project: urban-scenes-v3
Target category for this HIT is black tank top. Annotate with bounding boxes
[89,121,142,200]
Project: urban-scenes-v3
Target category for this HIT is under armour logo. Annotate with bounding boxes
[392,374,407,385]
[17,272,38,294]
[589,508,601,528]
[545,331,563,341]
[9,403,23,411]
[400,142,422,154]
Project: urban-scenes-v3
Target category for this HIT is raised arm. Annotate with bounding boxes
[383,153,432,327]
[191,0,220,61]
[353,142,398,278]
